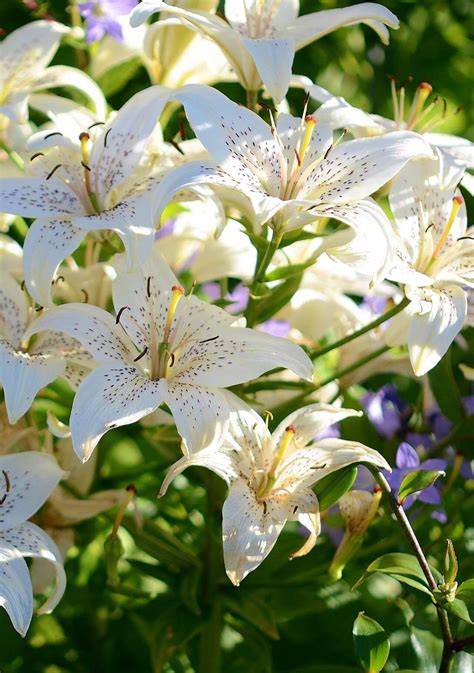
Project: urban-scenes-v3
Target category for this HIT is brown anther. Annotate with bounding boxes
[115,305,129,325]
[168,352,175,367]
[418,82,433,92]
[81,161,91,171]
[103,128,112,148]
[30,152,44,162]
[133,346,148,362]
[88,121,105,130]
[46,164,62,180]
[81,288,89,303]
[44,131,63,140]
[285,425,296,434]
[294,148,302,166]
[125,483,137,494]
[79,132,90,142]
[169,139,185,156]
[179,121,187,141]
[171,284,185,295]
[146,276,152,298]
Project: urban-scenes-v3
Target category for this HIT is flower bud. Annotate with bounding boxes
[443,539,458,585]
[104,533,124,587]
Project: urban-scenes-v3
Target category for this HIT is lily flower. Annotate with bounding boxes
[299,77,474,189]
[0,20,106,127]
[0,451,67,636]
[384,152,473,376]
[160,393,390,585]
[0,272,92,424]
[26,250,312,461]
[150,84,434,280]
[130,1,399,103]
[0,85,172,307]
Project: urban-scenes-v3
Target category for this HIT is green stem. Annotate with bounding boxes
[368,468,454,673]
[0,140,24,172]
[245,228,283,327]
[309,297,410,360]
[246,89,259,112]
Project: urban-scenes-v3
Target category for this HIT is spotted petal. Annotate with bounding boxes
[222,479,288,585]
[23,218,85,307]
[70,365,168,461]
[0,178,83,218]
[0,271,28,348]
[0,452,66,531]
[32,65,107,119]
[2,523,66,616]
[242,37,295,103]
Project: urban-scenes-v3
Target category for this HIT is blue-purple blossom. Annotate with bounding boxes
[362,384,408,438]
[80,0,137,43]
[384,442,447,514]
[203,282,249,314]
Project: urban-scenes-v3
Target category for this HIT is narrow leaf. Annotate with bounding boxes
[398,469,445,503]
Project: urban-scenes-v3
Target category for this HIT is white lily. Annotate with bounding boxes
[156,199,256,283]
[130,1,398,103]
[151,84,433,280]
[0,86,172,307]
[160,392,390,584]
[0,21,105,127]
[26,250,312,461]
[0,271,92,423]
[0,451,67,636]
[384,152,473,376]
[299,77,474,188]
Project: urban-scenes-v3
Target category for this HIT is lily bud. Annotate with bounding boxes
[104,532,124,587]
[329,489,381,581]
[444,539,458,585]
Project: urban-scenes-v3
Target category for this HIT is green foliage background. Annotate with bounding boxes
[0,2,473,672]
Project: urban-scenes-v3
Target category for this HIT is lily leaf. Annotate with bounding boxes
[314,466,357,512]
[352,612,390,673]
[398,469,445,503]
[264,261,314,282]
[441,597,474,624]
[353,552,442,595]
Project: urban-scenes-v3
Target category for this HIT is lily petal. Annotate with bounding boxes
[242,37,295,103]
[0,541,32,636]
[0,452,66,530]
[0,178,83,218]
[272,404,361,450]
[70,365,168,461]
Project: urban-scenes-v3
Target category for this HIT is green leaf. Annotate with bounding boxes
[428,352,465,423]
[442,597,473,624]
[96,57,142,97]
[398,469,445,503]
[352,612,390,672]
[252,272,304,323]
[313,466,358,512]
[354,552,442,595]
[457,578,474,604]
[225,593,279,640]
[264,261,314,282]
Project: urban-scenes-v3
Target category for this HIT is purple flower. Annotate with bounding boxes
[202,283,249,314]
[80,0,137,43]
[385,442,447,510]
[362,385,408,438]
[257,319,291,338]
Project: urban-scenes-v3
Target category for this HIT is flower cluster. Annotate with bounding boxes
[0,2,472,654]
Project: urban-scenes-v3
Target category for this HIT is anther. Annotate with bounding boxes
[81,288,89,303]
[79,131,90,143]
[30,152,44,161]
[179,121,187,141]
[115,305,129,325]
[199,335,219,344]
[134,346,148,362]
[81,161,91,171]
[168,352,175,367]
[103,128,112,148]
[46,164,62,180]
[146,276,152,298]
[21,280,26,291]
[44,131,63,140]
[88,121,105,129]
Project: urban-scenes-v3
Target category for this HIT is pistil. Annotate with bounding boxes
[430,196,464,262]
[151,285,185,380]
[406,82,432,129]
[79,132,100,213]
[257,425,296,500]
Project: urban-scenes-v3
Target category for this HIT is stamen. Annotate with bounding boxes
[179,121,187,141]
[269,424,296,477]
[199,335,219,344]
[457,236,474,242]
[80,132,100,212]
[81,288,89,303]
[30,152,44,162]
[55,275,65,284]
[169,139,185,156]
[168,352,175,368]
[44,131,63,140]
[46,164,62,180]
[323,128,347,160]
[103,128,112,148]
[162,285,185,345]
[146,276,152,299]
[388,77,400,124]
[88,121,105,129]
[262,410,273,428]
[115,305,129,325]
[299,115,317,164]
[431,196,464,259]
[134,346,148,362]
[406,82,432,128]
